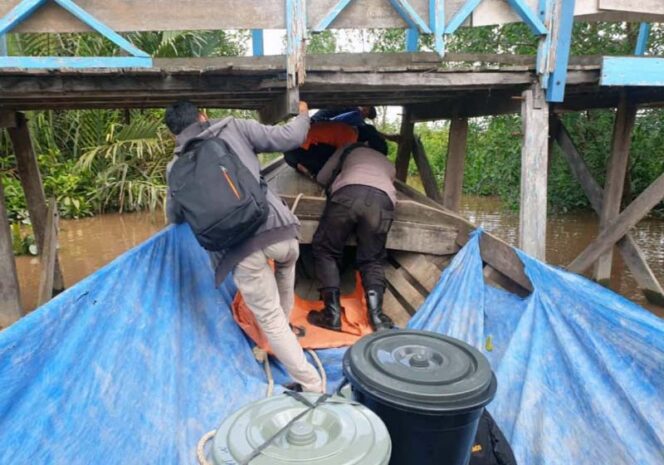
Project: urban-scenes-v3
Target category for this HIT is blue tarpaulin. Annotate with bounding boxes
[0,225,662,464]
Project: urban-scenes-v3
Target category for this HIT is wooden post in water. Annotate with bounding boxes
[519,87,549,260]
[569,171,664,273]
[0,179,23,327]
[594,95,637,286]
[411,136,440,202]
[395,107,414,182]
[7,113,65,294]
[37,199,59,306]
[442,118,468,211]
[552,115,664,305]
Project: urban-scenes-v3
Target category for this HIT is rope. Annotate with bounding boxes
[252,346,275,397]
[196,194,327,464]
[196,430,216,465]
[290,193,304,215]
[307,349,327,394]
[263,353,275,398]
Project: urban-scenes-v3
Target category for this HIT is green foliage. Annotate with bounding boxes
[2,21,664,229]
[0,30,248,226]
[308,31,337,54]
[410,109,664,216]
[10,223,36,256]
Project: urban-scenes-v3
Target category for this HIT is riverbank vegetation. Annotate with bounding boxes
[1,23,663,247]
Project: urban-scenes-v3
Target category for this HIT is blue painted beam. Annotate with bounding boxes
[406,28,419,51]
[635,23,651,56]
[429,0,445,56]
[389,0,432,34]
[506,0,548,35]
[251,29,264,56]
[545,0,575,102]
[53,0,149,57]
[601,57,664,86]
[445,0,482,35]
[0,0,44,36]
[536,0,552,79]
[0,56,153,69]
[313,0,353,32]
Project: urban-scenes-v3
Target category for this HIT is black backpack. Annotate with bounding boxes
[470,411,518,465]
[168,136,269,251]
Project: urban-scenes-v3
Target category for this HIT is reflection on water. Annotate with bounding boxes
[15,212,165,311]
[460,196,664,317]
[14,197,664,316]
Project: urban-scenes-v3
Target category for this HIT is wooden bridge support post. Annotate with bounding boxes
[594,96,637,286]
[552,116,664,305]
[396,107,414,182]
[7,112,65,294]
[442,118,469,211]
[0,110,23,326]
[0,173,23,327]
[569,171,664,274]
[519,87,549,260]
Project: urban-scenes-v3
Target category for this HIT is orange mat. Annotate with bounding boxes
[232,273,374,352]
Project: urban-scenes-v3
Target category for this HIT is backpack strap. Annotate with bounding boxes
[181,122,224,154]
[325,142,365,196]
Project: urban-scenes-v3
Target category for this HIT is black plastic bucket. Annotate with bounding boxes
[343,330,497,465]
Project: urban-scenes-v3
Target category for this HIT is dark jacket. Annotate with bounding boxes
[166,114,310,285]
[470,411,518,465]
[317,145,397,206]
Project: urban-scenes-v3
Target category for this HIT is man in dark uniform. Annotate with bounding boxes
[307,140,395,332]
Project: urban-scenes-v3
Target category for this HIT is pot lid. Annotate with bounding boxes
[344,330,496,412]
[211,393,391,465]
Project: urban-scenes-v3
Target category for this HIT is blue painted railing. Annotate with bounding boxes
[0,0,152,69]
[1,0,661,102]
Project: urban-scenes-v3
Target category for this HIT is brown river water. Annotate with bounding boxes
[14,196,664,317]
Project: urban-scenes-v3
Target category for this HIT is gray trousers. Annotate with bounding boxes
[233,238,323,392]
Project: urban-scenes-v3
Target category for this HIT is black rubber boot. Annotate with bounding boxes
[366,287,393,331]
[307,288,343,332]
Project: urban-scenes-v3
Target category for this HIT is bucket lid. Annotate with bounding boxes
[211,393,391,465]
[344,330,496,412]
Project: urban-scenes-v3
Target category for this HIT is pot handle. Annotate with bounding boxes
[335,377,351,398]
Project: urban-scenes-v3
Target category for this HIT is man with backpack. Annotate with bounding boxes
[164,100,323,393]
[308,139,396,332]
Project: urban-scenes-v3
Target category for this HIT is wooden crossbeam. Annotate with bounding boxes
[568,171,664,274]
[411,136,440,202]
[594,96,637,285]
[552,115,664,305]
[409,92,521,121]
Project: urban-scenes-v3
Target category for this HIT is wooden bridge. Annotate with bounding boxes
[1,0,664,326]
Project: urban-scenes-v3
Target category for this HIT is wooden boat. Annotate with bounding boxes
[263,157,533,326]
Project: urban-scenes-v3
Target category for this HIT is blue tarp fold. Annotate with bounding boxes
[410,230,664,465]
[1,225,662,464]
